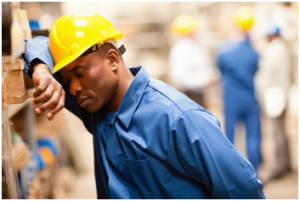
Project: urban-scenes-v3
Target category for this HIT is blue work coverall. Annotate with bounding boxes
[24,36,265,199]
[217,35,262,170]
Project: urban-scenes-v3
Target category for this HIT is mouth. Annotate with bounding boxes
[78,97,90,107]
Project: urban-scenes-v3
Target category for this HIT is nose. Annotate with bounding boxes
[69,79,83,96]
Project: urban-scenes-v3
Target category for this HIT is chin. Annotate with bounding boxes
[85,104,102,113]
[86,107,97,113]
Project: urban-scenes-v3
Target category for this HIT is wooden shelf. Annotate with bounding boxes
[7,88,35,118]
[7,98,31,119]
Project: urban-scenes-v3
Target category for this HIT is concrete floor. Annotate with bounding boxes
[263,171,298,199]
[66,173,97,199]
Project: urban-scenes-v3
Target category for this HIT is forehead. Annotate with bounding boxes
[59,52,96,76]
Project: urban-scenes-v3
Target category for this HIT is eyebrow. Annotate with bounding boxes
[61,58,90,81]
[69,65,80,73]
[61,65,81,82]
[69,58,91,73]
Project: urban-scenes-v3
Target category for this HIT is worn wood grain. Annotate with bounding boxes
[3,56,26,104]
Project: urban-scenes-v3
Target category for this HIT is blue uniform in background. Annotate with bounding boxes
[217,35,262,170]
[24,36,265,199]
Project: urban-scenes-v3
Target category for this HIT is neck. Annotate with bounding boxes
[185,31,196,40]
[105,64,134,112]
[231,25,250,42]
[236,31,248,41]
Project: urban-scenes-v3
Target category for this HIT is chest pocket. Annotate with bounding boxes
[119,157,162,199]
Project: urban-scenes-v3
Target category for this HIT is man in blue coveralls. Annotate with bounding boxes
[216,6,262,171]
[24,12,265,198]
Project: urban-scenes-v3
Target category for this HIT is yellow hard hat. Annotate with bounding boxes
[49,13,123,74]
[234,6,254,31]
[171,14,197,35]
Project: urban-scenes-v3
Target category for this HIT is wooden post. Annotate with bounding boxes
[2,107,19,199]
[3,56,26,104]
[2,5,33,199]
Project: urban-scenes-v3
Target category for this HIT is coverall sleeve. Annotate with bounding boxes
[24,36,95,133]
[168,110,265,199]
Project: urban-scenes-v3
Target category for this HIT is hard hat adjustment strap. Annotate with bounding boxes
[118,44,126,55]
[79,43,126,58]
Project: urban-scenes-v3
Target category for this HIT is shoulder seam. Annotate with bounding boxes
[170,109,207,131]
[147,84,183,113]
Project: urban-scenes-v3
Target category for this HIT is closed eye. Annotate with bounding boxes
[76,70,85,78]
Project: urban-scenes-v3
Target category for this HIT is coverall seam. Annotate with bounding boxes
[167,109,231,198]
[147,85,183,113]
[200,137,230,198]
[166,109,211,177]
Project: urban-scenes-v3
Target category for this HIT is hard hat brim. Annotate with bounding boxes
[52,32,122,74]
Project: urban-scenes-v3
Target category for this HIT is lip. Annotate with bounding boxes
[78,97,90,107]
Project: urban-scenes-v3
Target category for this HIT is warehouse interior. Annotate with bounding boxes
[2,2,298,199]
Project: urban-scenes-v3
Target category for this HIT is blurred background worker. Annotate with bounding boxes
[256,22,292,180]
[169,14,216,108]
[216,6,262,171]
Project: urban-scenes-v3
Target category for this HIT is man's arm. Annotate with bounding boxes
[24,36,65,121]
[31,62,65,120]
[168,110,265,199]
[24,36,87,123]
[24,36,53,79]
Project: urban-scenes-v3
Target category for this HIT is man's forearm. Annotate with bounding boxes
[32,60,51,74]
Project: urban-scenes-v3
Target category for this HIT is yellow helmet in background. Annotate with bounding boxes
[171,14,197,35]
[49,13,123,74]
[234,6,255,31]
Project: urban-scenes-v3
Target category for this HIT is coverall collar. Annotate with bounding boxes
[116,66,150,129]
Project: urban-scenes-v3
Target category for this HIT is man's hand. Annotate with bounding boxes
[32,63,65,121]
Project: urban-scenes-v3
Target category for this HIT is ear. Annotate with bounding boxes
[106,49,119,71]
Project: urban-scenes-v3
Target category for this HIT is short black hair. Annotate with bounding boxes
[79,42,125,59]
[97,43,122,59]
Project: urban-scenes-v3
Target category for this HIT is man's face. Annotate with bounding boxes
[60,51,119,113]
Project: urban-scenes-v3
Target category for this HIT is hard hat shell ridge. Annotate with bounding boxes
[49,12,123,73]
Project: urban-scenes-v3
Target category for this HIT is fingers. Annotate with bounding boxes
[45,107,55,121]
[33,86,65,121]
[32,64,52,97]
[46,90,65,121]
[35,87,62,113]
[32,84,54,106]
[31,63,64,120]
[33,76,51,98]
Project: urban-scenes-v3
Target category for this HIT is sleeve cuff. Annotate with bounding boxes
[24,36,54,79]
